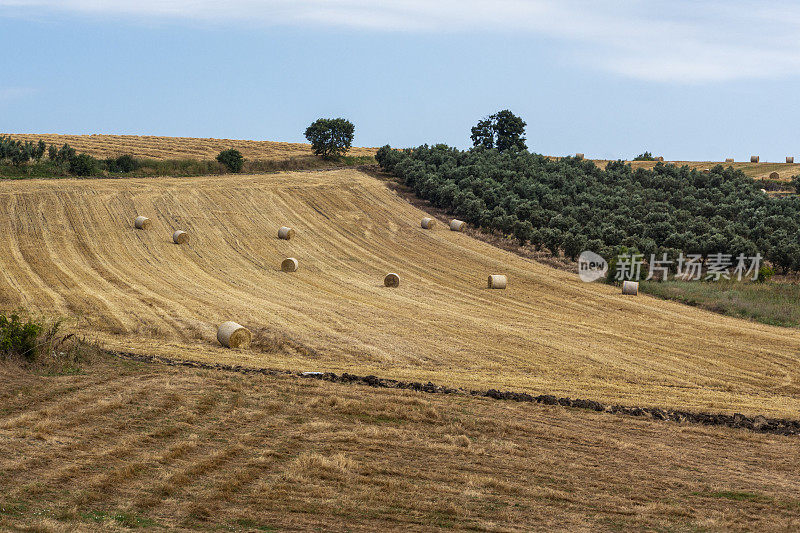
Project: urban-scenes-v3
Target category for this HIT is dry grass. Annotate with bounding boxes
[1,133,377,161]
[0,355,798,532]
[0,169,799,417]
[586,158,800,180]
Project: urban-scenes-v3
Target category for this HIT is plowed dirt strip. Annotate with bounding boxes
[0,170,799,416]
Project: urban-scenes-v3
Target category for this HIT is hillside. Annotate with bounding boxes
[1,169,799,417]
[1,133,377,161]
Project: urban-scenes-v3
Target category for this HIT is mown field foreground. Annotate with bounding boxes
[1,354,799,532]
[1,169,800,418]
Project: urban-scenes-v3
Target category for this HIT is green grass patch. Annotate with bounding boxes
[639,280,800,328]
[80,509,162,528]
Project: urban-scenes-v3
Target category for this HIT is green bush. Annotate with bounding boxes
[114,154,139,173]
[0,313,42,362]
[69,153,98,176]
[633,151,657,161]
[216,149,244,173]
[757,265,774,283]
[304,118,355,159]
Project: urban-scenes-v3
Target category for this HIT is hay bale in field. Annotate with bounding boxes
[787,157,794,164]
[769,171,779,179]
[751,156,760,163]
[488,275,507,289]
[172,230,188,244]
[384,273,400,287]
[217,321,251,349]
[761,188,768,194]
[622,281,638,296]
[702,168,710,173]
[281,257,299,272]
[575,153,584,160]
[725,158,734,163]
[278,226,295,240]
[421,217,435,229]
[656,157,664,162]
[450,219,466,232]
[134,216,151,230]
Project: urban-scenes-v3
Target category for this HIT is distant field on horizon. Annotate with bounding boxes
[1,133,378,161]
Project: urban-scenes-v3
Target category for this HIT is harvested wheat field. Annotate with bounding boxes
[587,158,800,180]
[1,355,799,532]
[1,169,800,418]
[1,133,377,161]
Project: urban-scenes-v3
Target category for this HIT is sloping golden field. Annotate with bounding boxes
[1,133,377,160]
[0,169,799,417]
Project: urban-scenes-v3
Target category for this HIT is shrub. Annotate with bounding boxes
[0,313,42,362]
[304,118,355,159]
[114,154,139,173]
[69,153,98,176]
[633,151,657,161]
[756,265,774,283]
[216,149,244,172]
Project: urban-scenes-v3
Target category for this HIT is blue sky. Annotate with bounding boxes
[1,0,799,161]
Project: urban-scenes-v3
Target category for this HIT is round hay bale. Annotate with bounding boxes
[656,156,664,162]
[702,168,710,173]
[281,257,299,272]
[751,155,760,163]
[761,188,768,194]
[622,280,639,296]
[769,171,779,179]
[575,153,584,160]
[217,321,251,349]
[384,273,400,287]
[787,157,794,164]
[134,216,151,230]
[172,230,188,244]
[421,217,435,230]
[488,275,507,289]
[278,226,295,240]
[725,158,734,163]
[450,219,466,232]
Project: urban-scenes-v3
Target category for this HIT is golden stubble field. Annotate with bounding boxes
[1,355,798,532]
[1,133,377,161]
[0,169,799,417]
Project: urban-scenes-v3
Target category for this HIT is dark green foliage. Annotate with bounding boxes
[470,110,527,152]
[792,175,800,194]
[376,144,800,273]
[0,313,42,362]
[216,149,244,173]
[68,153,98,176]
[633,151,657,161]
[105,154,140,173]
[757,265,774,283]
[304,118,355,159]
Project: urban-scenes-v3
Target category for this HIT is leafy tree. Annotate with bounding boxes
[304,118,355,159]
[216,149,244,173]
[470,110,527,152]
[33,140,46,161]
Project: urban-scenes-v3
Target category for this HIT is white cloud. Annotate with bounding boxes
[2,0,800,82]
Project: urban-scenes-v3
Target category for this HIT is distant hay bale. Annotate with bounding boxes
[278,226,295,240]
[217,321,251,349]
[769,172,779,179]
[450,219,466,232]
[787,157,795,164]
[134,216,151,230]
[761,188,768,194]
[656,157,664,162]
[421,217,435,230]
[702,168,710,173]
[281,257,299,272]
[622,281,639,296]
[575,153,584,160]
[751,156,760,163]
[384,273,400,287]
[488,275,507,289]
[725,158,734,163]
[172,230,188,244]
